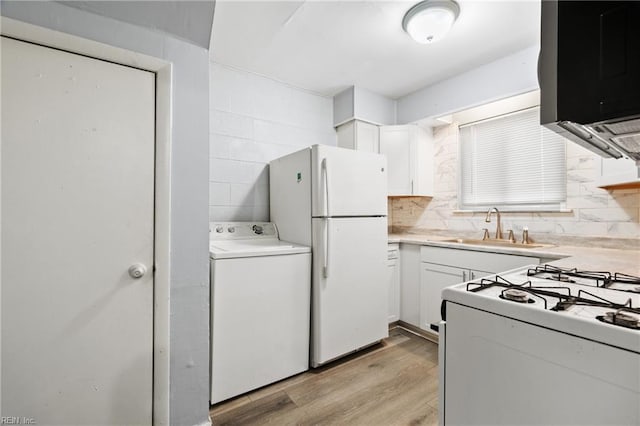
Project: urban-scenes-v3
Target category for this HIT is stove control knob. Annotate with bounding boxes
[215,226,223,233]
[227,226,235,233]
[252,225,264,235]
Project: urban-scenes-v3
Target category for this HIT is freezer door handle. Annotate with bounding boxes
[322,157,331,217]
[323,218,330,278]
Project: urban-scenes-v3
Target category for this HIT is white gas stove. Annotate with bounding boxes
[443,264,640,352]
[439,264,640,425]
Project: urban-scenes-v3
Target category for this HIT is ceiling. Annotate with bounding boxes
[211,0,541,99]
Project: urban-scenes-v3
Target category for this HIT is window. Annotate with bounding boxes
[459,106,566,211]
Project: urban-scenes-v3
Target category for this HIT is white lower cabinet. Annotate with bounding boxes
[399,244,421,327]
[420,264,493,333]
[387,244,400,323]
[419,246,539,334]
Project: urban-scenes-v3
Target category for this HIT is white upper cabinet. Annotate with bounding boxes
[379,124,434,196]
[336,120,379,153]
[597,157,640,189]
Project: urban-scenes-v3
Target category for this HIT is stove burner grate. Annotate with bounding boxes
[467,275,640,319]
[613,272,640,285]
[467,275,570,309]
[527,265,610,287]
[527,265,640,293]
[611,273,640,293]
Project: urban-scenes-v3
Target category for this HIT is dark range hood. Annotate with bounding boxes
[539,1,640,164]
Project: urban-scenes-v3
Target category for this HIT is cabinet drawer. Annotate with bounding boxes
[420,245,538,274]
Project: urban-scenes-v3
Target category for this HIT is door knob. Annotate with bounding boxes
[128,264,147,279]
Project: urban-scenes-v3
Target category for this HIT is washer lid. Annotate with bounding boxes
[209,238,310,259]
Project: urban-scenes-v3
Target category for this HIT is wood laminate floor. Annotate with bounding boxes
[210,327,439,425]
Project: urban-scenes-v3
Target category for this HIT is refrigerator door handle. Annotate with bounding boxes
[322,157,330,217]
[323,218,330,278]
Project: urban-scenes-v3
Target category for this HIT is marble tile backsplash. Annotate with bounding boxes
[389,123,640,240]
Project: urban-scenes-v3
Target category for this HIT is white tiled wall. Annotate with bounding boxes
[390,123,640,239]
[209,63,336,221]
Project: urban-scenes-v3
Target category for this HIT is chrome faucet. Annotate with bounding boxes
[485,207,502,239]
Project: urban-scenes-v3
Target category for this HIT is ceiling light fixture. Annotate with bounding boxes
[402,0,460,44]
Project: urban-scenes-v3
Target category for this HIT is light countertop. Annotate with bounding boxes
[389,233,640,276]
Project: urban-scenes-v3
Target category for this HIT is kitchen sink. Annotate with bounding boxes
[439,238,547,249]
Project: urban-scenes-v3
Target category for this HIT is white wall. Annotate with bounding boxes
[209,63,336,221]
[58,1,215,48]
[353,86,396,126]
[333,86,396,126]
[396,45,540,124]
[1,3,211,425]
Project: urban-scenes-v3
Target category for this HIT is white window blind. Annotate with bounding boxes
[459,106,566,210]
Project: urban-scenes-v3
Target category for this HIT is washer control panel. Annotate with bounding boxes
[209,222,278,240]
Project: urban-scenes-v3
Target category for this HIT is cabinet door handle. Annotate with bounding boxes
[411,179,414,194]
[462,270,467,282]
[470,271,475,280]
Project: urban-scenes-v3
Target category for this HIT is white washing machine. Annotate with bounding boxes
[209,222,311,404]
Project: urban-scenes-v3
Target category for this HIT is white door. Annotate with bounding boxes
[311,217,388,366]
[311,145,387,217]
[1,37,155,424]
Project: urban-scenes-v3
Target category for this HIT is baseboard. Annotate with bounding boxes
[393,321,439,344]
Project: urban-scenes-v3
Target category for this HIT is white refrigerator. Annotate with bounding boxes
[270,144,388,367]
